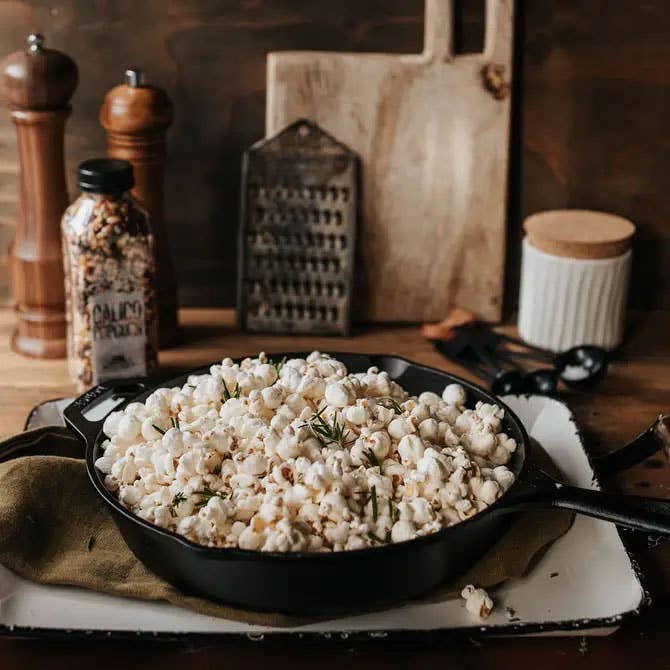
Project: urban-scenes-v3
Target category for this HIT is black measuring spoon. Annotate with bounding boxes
[554,345,609,388]
[494,333,609,389]
[432,339,524,395]
[434,330,560,396]
[471,343,527,395]
[494,348,559,395]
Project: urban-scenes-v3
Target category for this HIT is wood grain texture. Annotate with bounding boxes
[508,0,670,313]
[267,0,513,322]
[2,35,78,358]
[0,0,426,312]
[1,305,670,659]
[0,1,668,318]
[1,608,670,667]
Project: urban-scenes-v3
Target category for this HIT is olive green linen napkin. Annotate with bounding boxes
[0,427,573,627]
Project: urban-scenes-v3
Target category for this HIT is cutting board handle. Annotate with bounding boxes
[423,0,454,62]
[423,0,513,63]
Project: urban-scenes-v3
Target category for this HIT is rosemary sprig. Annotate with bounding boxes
[361,448,380,468]
[388,498,398,523]
[193,487,229,509]
[186,383,196,389]
[169,491,187,517]
[222,379,241,403]
[300,407,354,447]
[170,417,178,429]
[268,356,286,383]
[367,530,391,545]
[152,423,166,435]
[376,397,404,414]
[371,485,378,521]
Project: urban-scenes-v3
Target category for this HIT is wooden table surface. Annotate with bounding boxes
[1,306,670,666]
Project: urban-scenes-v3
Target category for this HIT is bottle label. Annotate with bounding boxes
[90,289,147,383]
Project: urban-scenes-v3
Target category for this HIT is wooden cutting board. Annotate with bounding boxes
[266,0,514,322]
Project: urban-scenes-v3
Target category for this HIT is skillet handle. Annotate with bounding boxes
[507,484,670,535]
[64,379,151,447]
[591,414,670,548]
[592,414,670,477]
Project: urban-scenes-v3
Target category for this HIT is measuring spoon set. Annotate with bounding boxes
[433,325,608,396]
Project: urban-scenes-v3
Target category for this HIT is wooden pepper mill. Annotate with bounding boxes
[2,34,77,358]
[100,68,178,346]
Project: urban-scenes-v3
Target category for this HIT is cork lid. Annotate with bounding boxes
[524,210,635,259]
[2,34,78,110]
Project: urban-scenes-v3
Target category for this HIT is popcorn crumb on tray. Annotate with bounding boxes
[461,584,494,619]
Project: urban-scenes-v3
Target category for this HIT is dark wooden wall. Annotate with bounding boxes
[0,1,668,315]
[513,0,670,313]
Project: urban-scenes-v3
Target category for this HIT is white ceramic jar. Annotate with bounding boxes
[518,210,635,352]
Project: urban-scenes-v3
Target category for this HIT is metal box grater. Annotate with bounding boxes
[238,119,359,335]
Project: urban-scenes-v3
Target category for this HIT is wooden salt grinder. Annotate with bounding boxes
[2,34,77,358]
[100,68,179,346]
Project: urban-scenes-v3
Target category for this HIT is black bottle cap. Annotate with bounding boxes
[77,158,134,194]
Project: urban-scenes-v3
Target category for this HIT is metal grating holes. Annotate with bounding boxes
[238,120,359,335]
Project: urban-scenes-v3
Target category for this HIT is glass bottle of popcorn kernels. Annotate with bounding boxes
[62,159,158,391]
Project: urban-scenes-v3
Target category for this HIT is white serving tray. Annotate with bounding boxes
[1,395,647,639]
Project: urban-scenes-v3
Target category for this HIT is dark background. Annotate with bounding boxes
[0,0,667,316]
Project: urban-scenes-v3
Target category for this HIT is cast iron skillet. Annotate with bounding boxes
[64,353,670,615]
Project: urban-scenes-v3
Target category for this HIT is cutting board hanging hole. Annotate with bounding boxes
[453,0,486,54]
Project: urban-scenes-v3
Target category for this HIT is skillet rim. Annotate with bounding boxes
[84,352,530,561]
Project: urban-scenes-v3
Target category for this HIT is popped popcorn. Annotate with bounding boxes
[461,584,494,619]
[96,352,516,552]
